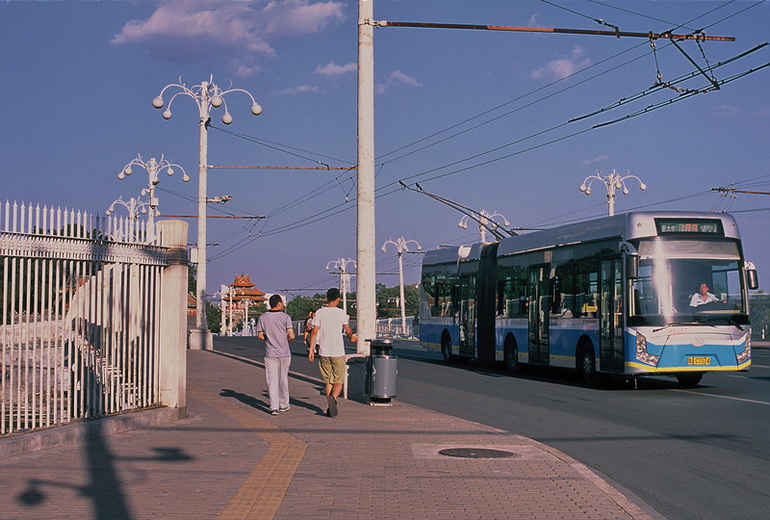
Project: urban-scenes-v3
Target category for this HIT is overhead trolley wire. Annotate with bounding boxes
[207,2,765,261]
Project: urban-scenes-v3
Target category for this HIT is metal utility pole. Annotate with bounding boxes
[357,0,375,355]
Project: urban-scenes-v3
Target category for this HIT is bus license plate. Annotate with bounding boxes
[688,357,711,365]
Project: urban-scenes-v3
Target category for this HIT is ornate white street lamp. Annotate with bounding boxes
[117,154,189,242]
[152,75,262,350]
[579,169,647,216]
[458,210,510,243]
[106,196,151,242]
[326,258,357,314]
[381,237,422,336]
[106,196,149,220]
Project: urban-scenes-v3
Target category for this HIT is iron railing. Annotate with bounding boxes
[1,201,168,435]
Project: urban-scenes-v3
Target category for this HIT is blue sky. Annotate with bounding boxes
[2,0,769,298]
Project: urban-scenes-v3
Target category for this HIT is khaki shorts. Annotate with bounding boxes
[319,356,346,384]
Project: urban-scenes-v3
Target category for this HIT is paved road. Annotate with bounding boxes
[218,336,770,520]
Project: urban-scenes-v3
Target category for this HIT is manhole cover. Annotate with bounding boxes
[438,448,516,459]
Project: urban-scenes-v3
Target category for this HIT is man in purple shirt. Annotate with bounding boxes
[257,294,296,415]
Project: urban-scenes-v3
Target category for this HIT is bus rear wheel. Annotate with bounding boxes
[441,333,454,363]
[504,336,520,373]
[676,373,703,388]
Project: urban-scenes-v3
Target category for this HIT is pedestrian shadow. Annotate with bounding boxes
[220,388,269,413]
[289,396,326,416]
[220,388,326,417]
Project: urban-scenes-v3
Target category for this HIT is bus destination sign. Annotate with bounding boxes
[655,219,724,236]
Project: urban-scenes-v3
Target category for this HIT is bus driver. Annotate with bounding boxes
[689,283,719,307]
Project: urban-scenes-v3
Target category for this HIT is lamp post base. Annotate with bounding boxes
[189,328,213,350]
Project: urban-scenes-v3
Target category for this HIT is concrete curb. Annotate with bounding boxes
[0,406,186,459]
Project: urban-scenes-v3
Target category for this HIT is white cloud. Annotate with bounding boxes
[581,155,609,166]
[316,61,356,77]
[713,105,739,117]
[376,70,423,95]
[111,0,345,77]
[530,45,591,81]
[276,84,322,95]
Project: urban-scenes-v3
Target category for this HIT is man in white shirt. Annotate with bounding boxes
[308,288,357,417]
[689,283,719,307]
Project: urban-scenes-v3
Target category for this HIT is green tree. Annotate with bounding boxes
[286,294,324,321]
[376,284,419,319]
[207,301,221,333]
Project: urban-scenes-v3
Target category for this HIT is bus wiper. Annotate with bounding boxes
[725,315,744,331]
[696,315,743,331]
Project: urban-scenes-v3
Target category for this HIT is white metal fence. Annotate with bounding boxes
[1,201,169,435]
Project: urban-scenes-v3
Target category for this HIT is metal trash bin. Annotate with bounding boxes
[367,338,397,404]
[344,355,368,403]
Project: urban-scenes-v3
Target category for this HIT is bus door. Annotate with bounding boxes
[599,258,624,372]
[528,266,550,364]
[458,273,476,358]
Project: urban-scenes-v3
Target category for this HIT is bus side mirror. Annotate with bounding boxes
[747,268,759,291]
[625,254,639,279]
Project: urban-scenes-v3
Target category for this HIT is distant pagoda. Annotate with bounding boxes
[228,273,266,306]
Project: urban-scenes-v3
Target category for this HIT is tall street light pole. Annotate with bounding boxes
[117,154,189,243]
[326,258,357,314]
[579,169,647,216]
[458,210,510,243]
[106,196,151,242]
[381,237,422,336]
[153,75,262,350]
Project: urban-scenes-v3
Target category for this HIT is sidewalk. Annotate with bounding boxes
[0,349,662,520]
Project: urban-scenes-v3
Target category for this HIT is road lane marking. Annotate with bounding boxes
[673,389,770,406]
[188,382,307,520]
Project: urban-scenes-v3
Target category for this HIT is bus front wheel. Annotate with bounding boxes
[676,373,703,388]
[579,346,600,387]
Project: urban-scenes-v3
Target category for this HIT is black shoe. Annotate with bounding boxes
[326,395,338,417]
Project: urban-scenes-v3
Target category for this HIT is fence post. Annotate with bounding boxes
[158,220,189,410]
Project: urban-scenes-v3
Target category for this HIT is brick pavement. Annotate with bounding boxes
[0,349,662,520]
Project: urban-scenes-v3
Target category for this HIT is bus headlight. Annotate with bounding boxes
[636,332,660,366]
[736,337,751,364]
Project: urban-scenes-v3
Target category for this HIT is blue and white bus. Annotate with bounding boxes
[419,211,759,387]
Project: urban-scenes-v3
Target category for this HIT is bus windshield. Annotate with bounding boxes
[628,239,748,327]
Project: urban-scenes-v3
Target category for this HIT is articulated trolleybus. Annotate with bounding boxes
[419,211,759,387]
